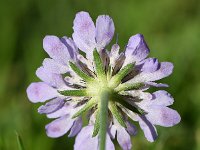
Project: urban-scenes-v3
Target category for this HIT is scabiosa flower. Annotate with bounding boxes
[26,11,181,150]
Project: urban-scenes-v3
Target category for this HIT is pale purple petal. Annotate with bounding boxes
[127,62,174,84]
[60,36,78,61]
[138,115,158,142]
[74,126,98,150]
[125,34,149,64]
[110,44,120,68]
[43,36,73,64]
[125,121,137,136]
[26,82,58,103]
[110,44,120,55]
[146,105,181,127]
[45,115,74,138]
[109,125,117,139]
[117,127,132,150]
[123,109,139,122]
[96,15,115,50]
[105,134,115,150]
[36,66,66,88]
[68,117,82,137]
[150,90,174,106]
[47,103,73,118]
[74,125,114,150]
[38,98,65,114]
[145,82,169,88]
[42,58,68,74]
[73,11,96,55]
[140,58,159,73]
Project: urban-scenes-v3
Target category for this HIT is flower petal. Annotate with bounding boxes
[110,44,120,68]
[124,34,149,65]
[26,82,58,103]
[150,90,174,106]
[73,11,96,57]
[74,126,98,150]
[117,127,132,150]
[68,117,82,137]
[95,15,115,50]
[36,66,66,88]
[125,121,137,136]
[47,102,73,118]
[138,115,158,142]
[43,35,74,64]
[38,98,65,114]
[60,36,78,61]
[145,82,169,88]
[126,62,174,84]
[140,58,159,73]
[42,58,68,74]
[105,133,115,150]
[146,105,181,127]
[109,124,117,139]
[45,115,74,138]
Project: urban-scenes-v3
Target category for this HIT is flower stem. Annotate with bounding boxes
[99,90,110,150]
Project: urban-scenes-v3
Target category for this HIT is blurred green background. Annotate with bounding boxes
[0,0,200,149]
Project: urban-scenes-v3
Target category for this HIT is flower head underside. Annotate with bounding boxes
[26,11,181,150]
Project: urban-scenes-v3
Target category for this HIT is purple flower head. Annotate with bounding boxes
[26,11,181,150]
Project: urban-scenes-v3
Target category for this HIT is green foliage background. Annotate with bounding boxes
[0,0,200,149]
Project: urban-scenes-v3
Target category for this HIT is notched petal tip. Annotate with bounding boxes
[73,11,96,53]
[96,15,115,49]
[125,33,150,63]
[45,115,74,138]
[26,82,58,103]
[117,127,132,150]
[160,62,174,77]
[147,106,181,127]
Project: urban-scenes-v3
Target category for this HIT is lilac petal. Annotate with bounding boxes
[36,66,66,88]
[60,37,78,61]
[123,109,139,122]
[68,117,82,137]
[73,11,96,56]
[127,62,174,84]
[43,36,73,64]
[109,125,117,139]
[74,126,98,150]
[26,82,58,103]
[128,90,152,100]
[74,125,114,150]
[146,105,181,127]
[125,121,137,136]
[110,44,120,68]
[140,58,159,73]
[45,115,74,138]
[47,103,73,118]
[77,54,94,71]
[138,115,158,142]
[96,15,115,50]
[117,127,132,150]
[125,34,149,64]
[110,44,120,59]
[38,98,65,114]
[105,133,115,150]
[42,58,68,74]
[145,82,169,88]
[150,90,174,106]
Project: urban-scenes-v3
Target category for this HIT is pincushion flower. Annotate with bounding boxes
[26,11,181,150]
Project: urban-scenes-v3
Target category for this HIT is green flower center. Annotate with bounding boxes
[58,49,145,136]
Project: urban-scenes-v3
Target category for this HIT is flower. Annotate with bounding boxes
[26,11,181,150]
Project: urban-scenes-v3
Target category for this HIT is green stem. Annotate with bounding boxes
[99,90,110,150]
